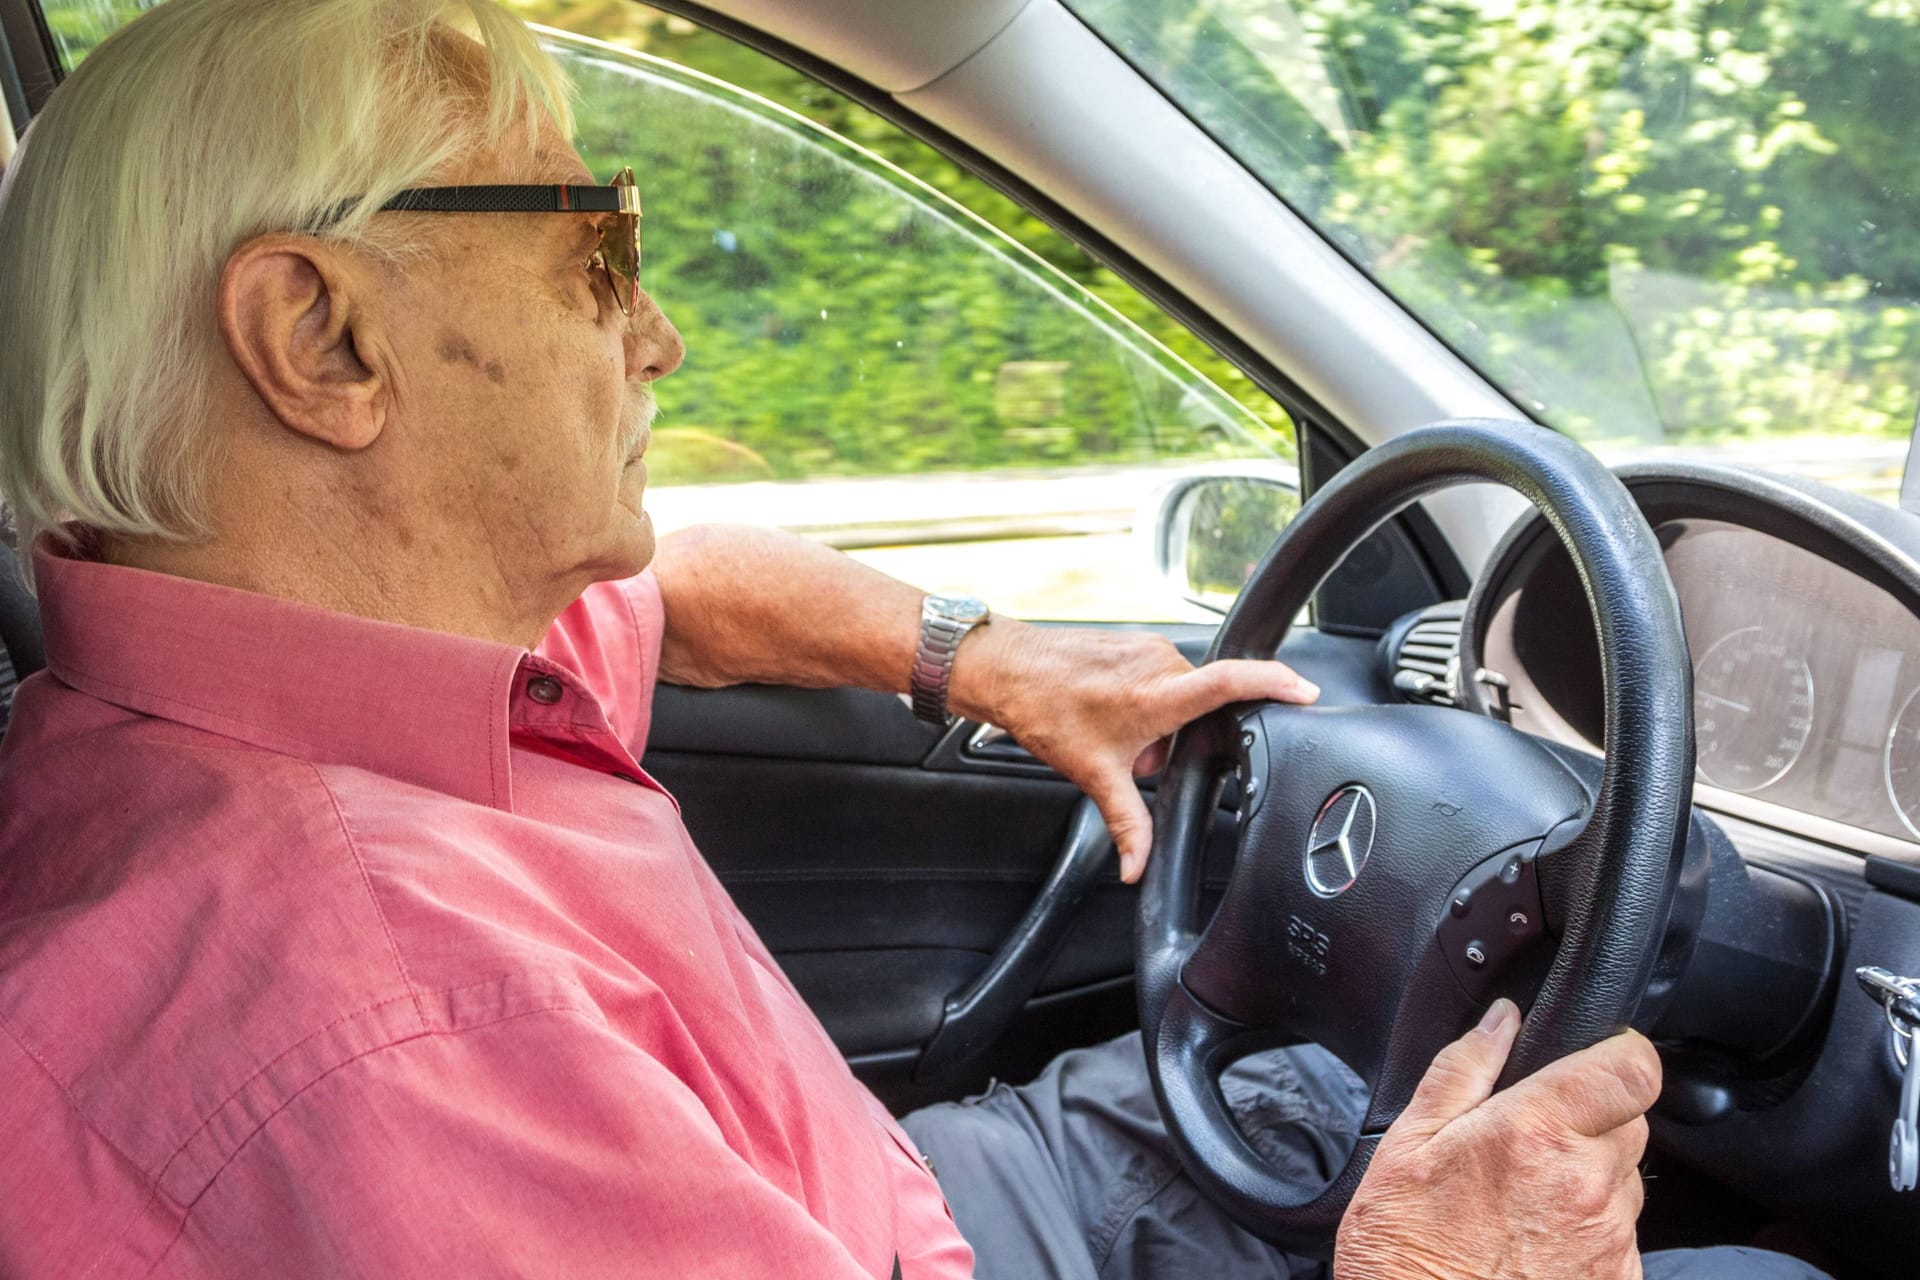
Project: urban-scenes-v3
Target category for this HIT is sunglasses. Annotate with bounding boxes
[373,167,643,314]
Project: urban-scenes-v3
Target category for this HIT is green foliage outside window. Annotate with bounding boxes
[1069,0,1920,455]
[46,0,1920,467]
[38,0,1297,491]
[501,1,1295,449]
[35,0,145,64]
[557,44,1273,485]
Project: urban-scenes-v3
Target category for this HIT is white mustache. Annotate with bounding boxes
[623,392,657,460]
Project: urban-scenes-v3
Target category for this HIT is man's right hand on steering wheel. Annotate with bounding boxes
[1335,998,1665,1280]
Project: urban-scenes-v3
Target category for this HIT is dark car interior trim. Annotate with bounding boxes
[0,0,57,121]
[1462,464,1920,859]
[644,621,1391,1113]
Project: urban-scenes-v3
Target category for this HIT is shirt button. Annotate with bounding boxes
[526,675,564,705]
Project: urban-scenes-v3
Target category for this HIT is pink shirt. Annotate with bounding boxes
[0,541,974,1279]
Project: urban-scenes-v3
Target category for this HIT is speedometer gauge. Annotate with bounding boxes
[1885,687,1920,841]
[1692,626,1815,793]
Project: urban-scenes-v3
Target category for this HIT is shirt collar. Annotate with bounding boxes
[33,535,530,810]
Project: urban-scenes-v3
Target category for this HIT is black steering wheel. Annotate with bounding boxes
[1137,419,1695,1251]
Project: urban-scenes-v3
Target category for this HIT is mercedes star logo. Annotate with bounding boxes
[1305,785,1377,898]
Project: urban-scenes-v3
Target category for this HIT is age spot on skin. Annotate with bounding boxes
[437,334,507,383]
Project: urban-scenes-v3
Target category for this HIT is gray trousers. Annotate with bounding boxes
[902,1033,1831,1280]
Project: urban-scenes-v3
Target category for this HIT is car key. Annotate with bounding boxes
[1895,1033,1920,1192]
[1856,966,1920,1191]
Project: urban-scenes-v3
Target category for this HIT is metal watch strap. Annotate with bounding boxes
[910,597,988,726]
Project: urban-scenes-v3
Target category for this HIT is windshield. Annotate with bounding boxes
[1068,0,1920,504]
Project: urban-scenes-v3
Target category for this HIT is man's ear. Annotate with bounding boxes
[217,235,387,450]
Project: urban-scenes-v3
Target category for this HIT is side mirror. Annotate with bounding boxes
[1140,467,1301,615]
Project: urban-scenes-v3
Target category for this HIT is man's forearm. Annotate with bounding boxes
[649,524,1011,715]
[648,522,1317,881]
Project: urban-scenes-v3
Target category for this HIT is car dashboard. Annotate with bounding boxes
[1365,463,1920,1270]
[1453,463,1920,863]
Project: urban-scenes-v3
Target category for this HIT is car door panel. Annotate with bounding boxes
[642,623,1389,1108]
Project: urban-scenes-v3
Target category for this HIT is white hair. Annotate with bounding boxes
[0,0,573,586]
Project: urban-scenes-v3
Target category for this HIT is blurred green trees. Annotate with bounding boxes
[501,1,1297,449]
[40,0,1920,464]
[555,45,1279,483]
[1070,0,1920,447]
[38,0,1295,486]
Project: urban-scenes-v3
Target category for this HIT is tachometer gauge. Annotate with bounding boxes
[1692,626,1814,793]
[1885,687,1920,841]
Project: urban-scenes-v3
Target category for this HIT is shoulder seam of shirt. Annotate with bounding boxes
[140,1000,607,1278]
[308,761,430,1033]
[105,969,592,1278]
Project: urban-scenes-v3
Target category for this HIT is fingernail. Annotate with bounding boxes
[1122,851,1144,884]
[1295,678,1321,702]
[1477,998,1516,1035]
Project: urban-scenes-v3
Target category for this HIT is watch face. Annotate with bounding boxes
[928,595,990,624]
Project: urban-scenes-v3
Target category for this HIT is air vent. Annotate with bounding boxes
[1388,602,1465,706]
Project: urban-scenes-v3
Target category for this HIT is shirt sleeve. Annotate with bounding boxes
[153,1008,900,1280]
[535,571,666,759]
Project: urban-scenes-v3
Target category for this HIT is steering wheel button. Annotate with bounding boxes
[1236,718,1271,818]
[1436,841,1550,1001]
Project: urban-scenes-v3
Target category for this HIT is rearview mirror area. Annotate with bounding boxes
[1142,470,1300,615]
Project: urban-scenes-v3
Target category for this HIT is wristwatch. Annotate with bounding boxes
[910,595,991,726]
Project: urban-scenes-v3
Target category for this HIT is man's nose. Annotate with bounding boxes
[625,291,685,382]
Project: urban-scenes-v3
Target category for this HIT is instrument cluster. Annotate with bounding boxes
[1470,495,1920,850]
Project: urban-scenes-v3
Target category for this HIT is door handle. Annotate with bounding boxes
[914,795,1112,1082]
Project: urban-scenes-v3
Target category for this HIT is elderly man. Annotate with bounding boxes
[0,2,1830,1277]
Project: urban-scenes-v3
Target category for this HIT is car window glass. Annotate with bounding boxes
[35,0,1302,623]
[1068,0,1920,507]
